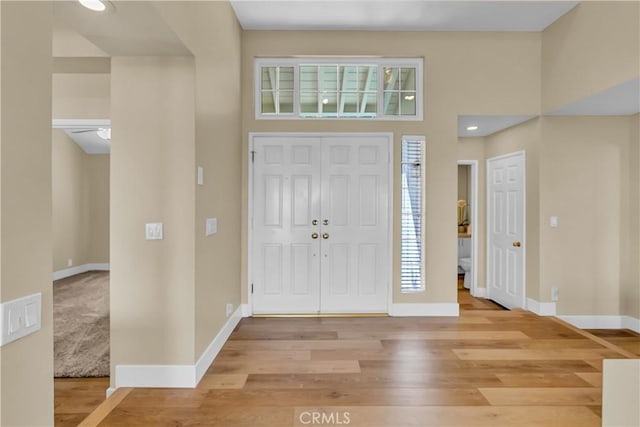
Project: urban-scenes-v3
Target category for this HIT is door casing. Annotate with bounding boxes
[247,132,394,315]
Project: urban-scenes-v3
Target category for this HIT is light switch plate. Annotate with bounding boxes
[550,216,558,228]
[0,293,42,347]
[145,223,164,240]
[206,218,217,236]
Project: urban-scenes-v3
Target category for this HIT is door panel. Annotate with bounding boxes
[252,136,321,314]
[252,134,390,314]
[320,136,389,313]
[487,152,524,309]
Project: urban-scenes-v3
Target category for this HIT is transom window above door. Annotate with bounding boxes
[255,58,423,120]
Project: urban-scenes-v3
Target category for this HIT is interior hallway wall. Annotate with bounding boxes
[0,2,53,425]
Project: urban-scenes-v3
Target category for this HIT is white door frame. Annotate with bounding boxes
[457,160,479,297]
[486,150,526,309]
[247,132,394,315]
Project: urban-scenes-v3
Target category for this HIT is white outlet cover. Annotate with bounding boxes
[206,218,217,236]
[550,216,558,228]
[145,223,164,240]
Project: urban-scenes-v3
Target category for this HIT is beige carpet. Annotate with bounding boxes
[54,271,109,378]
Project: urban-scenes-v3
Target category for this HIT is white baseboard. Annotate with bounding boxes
[471,287,486,298]
[622,316,640,333]
[53,263,110,281]
[526,298,557,316]
[195,305,244,383]
[389,303,459,317]
[241,303,252,317]
[114,304,246,389]
[106,387,116,399]
[559,315,640,333]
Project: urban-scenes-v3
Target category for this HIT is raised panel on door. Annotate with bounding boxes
[252,136,321,314]
[320,136,390,313]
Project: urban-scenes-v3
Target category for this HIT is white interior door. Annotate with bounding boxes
[487,152,525,309]
[252,134,390,314]
[252,136,322,314]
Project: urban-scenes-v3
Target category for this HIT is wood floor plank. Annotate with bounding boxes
[453,348,621,360]
[574,372,603,387]
[197,374,248,389]
[478,387,601,406]
[210,359,361,375]
[215,349,311,361]
[223,339,383,351]
[338,330,531,340]
[495,373,593,387]
[310,348,459,361]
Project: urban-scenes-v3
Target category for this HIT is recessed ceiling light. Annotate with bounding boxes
[466,125,479,131]
[78,0,106,11]
[322,98,329,105]
[404,95,415,101]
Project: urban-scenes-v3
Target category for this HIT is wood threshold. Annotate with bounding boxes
[77,387,132,427]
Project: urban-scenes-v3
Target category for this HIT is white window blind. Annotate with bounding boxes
[401,137,425,292]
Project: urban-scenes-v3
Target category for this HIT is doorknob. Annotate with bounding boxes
[312,219,318,226]
[322,233,330,239]
[311,232,319,239]
[323,219,329,225]
[512,241,521,247]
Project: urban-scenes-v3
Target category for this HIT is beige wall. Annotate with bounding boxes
[155,1,244,359]
[485,118,541,301]
[539,116,631,315]
[110,56,196,374]
[622,113,640,319]
[52,73,110,119]
[52,130,89,270]
[0,2,53,426]
[52,130,110,272]
[87,154,110,264]
[241,31,541,305]
[542,1,640,112]
[458,138,486,288]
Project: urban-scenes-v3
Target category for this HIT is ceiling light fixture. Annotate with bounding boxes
[466,125,479,131]
[322,98,329,105]
[96,128,111,140]
[78,0,115,13]
[404,95,415,101]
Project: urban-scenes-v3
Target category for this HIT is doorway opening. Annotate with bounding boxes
[457,160,478,299]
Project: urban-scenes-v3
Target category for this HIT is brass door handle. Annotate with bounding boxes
[322,233,329,239]
[512,241,521,247]
[311,232,319,239]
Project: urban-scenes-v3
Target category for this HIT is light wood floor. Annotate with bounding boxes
[55,377,109,427]
[62,290,639,427]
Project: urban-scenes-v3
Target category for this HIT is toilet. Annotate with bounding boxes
[459,257,471,289]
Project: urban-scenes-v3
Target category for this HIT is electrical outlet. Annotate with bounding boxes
[551,287,559,302]
[67,258,73,267]
[225,303,233,317]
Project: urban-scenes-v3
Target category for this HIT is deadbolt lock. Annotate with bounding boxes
[322,219,329,225]
[312,219,318,226]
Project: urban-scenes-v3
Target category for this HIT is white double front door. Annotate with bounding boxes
[251,134,391,314]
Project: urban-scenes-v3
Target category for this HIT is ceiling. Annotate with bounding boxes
[53,1,189,56]
[54,1,636,140]
[230,0,579,31]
